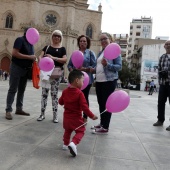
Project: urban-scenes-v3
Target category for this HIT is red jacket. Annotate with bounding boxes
[59,87,94,129]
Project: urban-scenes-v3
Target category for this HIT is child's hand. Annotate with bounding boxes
[92,115,98,120]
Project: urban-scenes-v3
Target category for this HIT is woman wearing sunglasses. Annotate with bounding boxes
[37,30,67,123]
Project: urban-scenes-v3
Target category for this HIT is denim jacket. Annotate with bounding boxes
[67,49,96,84]
[97,50,122,81]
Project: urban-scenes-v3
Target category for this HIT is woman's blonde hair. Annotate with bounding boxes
[51,30,63,46]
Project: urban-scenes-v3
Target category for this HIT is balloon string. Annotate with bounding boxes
[75,109,107,130]
[100,109,107,115]
[75,121,88,130]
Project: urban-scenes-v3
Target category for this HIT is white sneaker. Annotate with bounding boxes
[53,118,59,123]
[62,144,68,150]
[68,142,77,157]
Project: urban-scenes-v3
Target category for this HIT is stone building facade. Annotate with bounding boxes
[0,0,102,75]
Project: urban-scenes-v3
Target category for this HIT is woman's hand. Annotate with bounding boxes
[45,54,53,59]
[78,67,89,72]
[89,68,95,73]
[101,58,108,67]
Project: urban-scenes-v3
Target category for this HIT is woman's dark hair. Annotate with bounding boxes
[68,69,84,84]
[77,35,91,49]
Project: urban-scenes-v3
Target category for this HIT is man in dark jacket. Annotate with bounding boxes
[5,27,36,120]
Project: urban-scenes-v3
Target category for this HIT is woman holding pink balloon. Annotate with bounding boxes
[91,32,122,134]
[37,30,67,123]
[67,35,96,123]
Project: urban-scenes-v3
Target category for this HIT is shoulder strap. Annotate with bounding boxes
[44,45,50,55]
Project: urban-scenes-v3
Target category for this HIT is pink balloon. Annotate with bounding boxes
[81,71,89,90]
[106,90,130,113]
[26,28,39,45]
[71,50,84,68]
[39,57,54,72]
[104,43,121,60]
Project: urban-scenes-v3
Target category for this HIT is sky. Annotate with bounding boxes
[87,0,170,39]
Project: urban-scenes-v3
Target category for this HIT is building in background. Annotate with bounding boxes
[113,34,128,60]
[155,36,169,40]
[0,0,102,76]
[130,38,166,76]
[127,16,153,65]
[139,43,166,90]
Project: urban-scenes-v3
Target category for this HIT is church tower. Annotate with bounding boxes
[0,0,102,75]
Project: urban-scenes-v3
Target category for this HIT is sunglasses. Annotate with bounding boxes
[53,34,61,38]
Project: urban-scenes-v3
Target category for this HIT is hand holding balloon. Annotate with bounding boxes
[45,54,53,59]
[30,55,37,61]
[101,58,107,67]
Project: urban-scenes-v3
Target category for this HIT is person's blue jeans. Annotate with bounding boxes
[96,80,117,129]
[6,62,28,112]
[157,84,170,123]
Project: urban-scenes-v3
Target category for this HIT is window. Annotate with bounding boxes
[86,24,93,38]
[143,25,150,32]
[136,32,140,36]
[136,25,141,29]
[134,45,138,50]
[45,14,57,26]
[5,13,13,28]
[130,26,133,29]
[130,32,132,35]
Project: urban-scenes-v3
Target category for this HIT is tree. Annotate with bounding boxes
[119,60,136,85]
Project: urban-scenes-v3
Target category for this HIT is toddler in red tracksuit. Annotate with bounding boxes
[59,69,98,157]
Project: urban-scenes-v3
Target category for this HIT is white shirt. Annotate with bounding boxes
[96,52,107,82]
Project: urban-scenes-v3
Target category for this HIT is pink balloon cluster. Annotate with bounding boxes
[39,57,54,72]
[104,43,121,60]
[106,90,130,113]
[26,28,40,45]
[71,50,84,68]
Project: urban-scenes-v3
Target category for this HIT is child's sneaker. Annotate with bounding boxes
[68,142,77,157]
[62,144,68,150]
[91,127,108,134]
[91,124,101,129]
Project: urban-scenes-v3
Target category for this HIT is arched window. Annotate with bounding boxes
[5,14,13,28]
[86,24,93,38]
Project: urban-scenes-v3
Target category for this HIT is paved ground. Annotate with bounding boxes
[0,80,170,170]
